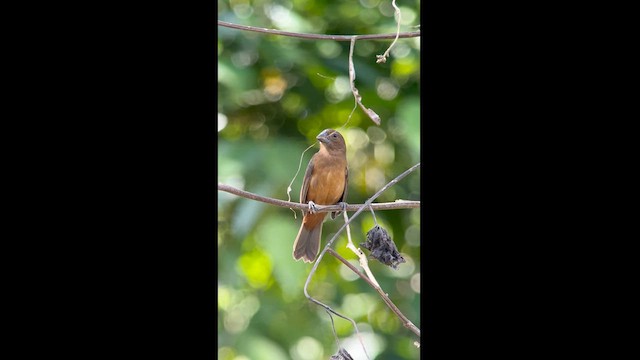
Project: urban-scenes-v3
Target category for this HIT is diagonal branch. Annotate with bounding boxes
[327,248,420,338]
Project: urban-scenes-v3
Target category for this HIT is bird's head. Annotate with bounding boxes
[316,129,346,154]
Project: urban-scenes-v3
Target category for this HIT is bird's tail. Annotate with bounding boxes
[292,223,323,263]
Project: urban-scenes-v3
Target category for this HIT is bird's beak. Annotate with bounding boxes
[316,129,330,144]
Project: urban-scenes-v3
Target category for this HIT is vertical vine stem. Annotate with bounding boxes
[343,210,381,289]
[376,0,402,63]
[349,37,382,125]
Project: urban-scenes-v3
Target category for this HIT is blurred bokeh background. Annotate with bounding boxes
[218,0,420,359]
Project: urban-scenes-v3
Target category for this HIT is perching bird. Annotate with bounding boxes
[292,129,348,263]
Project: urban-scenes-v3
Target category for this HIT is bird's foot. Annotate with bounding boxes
[308,201,318,214]
[331,201,348,219]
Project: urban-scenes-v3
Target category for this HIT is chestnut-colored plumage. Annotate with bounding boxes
[293,129,348,263]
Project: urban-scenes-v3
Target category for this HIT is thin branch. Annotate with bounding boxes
[218,20,420,41]
[327,309,342,350]
[303,290,371,360]
[327,248,421,338]
[218,183,420,212]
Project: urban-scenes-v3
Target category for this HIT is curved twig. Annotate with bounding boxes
[349,38,381,125]
[376,0,402,64]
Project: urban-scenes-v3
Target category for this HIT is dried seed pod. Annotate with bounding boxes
[330,348,354,360]
[361,225,406,269]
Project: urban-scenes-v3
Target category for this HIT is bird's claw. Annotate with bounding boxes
[331,201,348,219]
[308,201,318,214]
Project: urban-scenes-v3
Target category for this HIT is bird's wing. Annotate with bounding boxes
[331,166,349,220]
[339,166,348,204]
[300,154,315,204]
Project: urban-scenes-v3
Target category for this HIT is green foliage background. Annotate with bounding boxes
[218,1,420,359]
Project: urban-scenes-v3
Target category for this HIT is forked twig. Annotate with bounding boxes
[303,162,421,351]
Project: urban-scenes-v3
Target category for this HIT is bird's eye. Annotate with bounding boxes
[332,133,337,138]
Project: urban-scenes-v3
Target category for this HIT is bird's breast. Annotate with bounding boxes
[307,163,346,205]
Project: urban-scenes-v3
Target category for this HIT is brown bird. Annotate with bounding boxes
[293,129,348,263]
